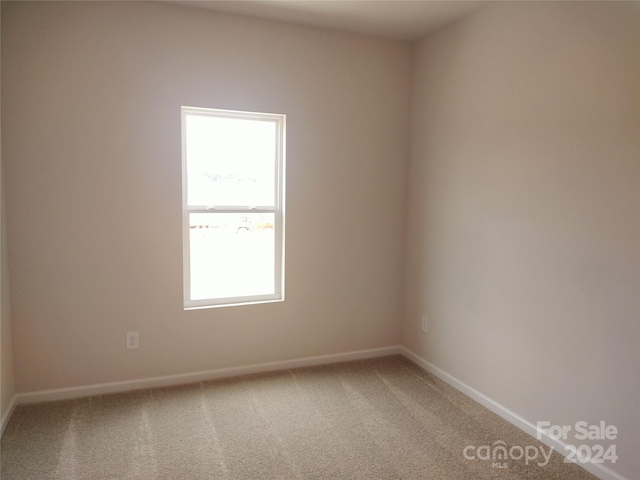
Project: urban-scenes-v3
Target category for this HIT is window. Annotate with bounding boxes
[182,107,285,308]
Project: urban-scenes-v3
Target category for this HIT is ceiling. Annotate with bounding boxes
[167,1,488,41]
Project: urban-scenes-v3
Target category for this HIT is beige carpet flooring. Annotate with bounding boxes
[1,355,597,479]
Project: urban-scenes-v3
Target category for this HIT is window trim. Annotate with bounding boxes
[181,106,286,309]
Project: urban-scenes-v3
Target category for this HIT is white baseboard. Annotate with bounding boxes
[14,345,402,406]
[399,346,628,480]
[1,394,17,436]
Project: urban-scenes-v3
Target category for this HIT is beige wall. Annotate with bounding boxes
[404,2,639,479]
[1,163,14,425]
[1,1,410,392]
[1,0,16,424]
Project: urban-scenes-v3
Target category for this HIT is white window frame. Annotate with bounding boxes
[181,106,286,309]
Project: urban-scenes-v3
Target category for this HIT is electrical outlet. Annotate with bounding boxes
[126,331,139,349]
[421,316,428,333]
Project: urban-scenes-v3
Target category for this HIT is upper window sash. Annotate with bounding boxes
[182,107,285,210]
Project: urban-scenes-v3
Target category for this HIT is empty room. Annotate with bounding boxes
[0,1,638,479]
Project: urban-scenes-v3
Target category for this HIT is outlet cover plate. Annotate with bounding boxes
[126,331,139,349]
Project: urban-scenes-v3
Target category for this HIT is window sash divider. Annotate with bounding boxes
[187,206,278,213]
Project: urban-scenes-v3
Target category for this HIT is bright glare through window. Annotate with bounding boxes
[182,107,285,308]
